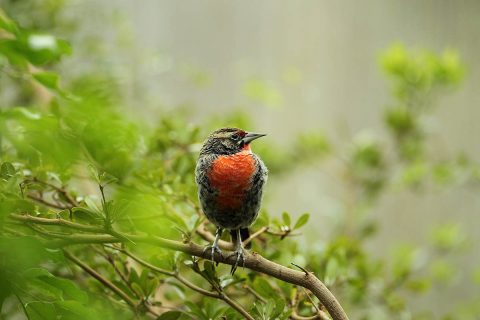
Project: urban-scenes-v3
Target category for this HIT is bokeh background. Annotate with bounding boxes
[2,1,480,319]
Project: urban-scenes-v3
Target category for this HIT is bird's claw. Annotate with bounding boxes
[228,248,245,275]
[203,244,223,266]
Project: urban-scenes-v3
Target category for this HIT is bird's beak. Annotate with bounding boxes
[241,132,267,145]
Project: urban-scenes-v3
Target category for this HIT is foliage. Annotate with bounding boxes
[1,4,479,320]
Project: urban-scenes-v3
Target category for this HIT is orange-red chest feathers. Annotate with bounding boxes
[208,148,256,209]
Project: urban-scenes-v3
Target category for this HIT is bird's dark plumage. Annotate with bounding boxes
[195,127,268,273]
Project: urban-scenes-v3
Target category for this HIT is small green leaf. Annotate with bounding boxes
[293,213,309,229]
[0,162,16,180]
[99,171,118,187]
[145,278,159,297]
[324,258,340,286]
[131,282,144,297]
[272,296,286,318]
[84,197,102,215]
[23,268,89,303]
[253,277,275,298]
[282,212,291,227]
[430,223,464,250]
[32,71,60,90]
[203,261,217,280]
[406,278,431,293]
[55,300,95,318]
[0,9,19,35]
[71,206,103,222]
[25,301,56,320]
[157,311,182,320]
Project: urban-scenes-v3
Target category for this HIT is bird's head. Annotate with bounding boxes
[200,127,266,156]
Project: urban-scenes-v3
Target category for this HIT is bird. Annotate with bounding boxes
[195,127,268,274]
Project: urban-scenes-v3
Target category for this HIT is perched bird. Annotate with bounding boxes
[195,128,268,274]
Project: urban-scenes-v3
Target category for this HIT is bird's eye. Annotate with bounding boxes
[231,133,240,141]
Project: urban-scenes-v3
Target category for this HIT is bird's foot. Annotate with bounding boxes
[228,247,246,275]
[203,244,223,265]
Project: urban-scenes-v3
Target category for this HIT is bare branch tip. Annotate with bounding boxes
[291,262,310,276]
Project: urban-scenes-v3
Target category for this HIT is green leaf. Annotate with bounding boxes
[55,300,96,318]
[430,223,465,250]
[131,283,144,297]
[185,301,208,320]
[71,206,103,222]
[157,311,182,320]
[391,245,415,279]
[32,71,60,90]
[0,162,16,180]
[293,213,309,229]
[99,171,118,187]
[25,301,56,320]
[406,278,431,293]
[23,268,89,303]
[145,278,159,297]
[243,78,283,108]
[324,257,340,286]
[252,277,275,298]
[84,196,102,215]
[282,212,291,227]
[0,9,19,35]
[272,296,286,318]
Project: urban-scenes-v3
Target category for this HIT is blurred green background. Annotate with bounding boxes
[1,1,480,319]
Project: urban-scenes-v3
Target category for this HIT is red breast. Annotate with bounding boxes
[207,145,256,209]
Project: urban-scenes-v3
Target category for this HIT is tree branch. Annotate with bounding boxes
[9,214,349,320]
[10,214,104,233]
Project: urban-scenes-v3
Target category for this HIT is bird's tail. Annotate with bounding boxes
[230,228,251,249]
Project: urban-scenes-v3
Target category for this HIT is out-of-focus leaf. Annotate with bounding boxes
[406,278,431,293]
[294,213,309,230]
[0,9,19,35]
[0,162,16,181]
[32,71,61,91]
[324,257,340,286]
[185,301,208,320]
[157,311,182,320]
[430,260,454,284]
[473,267,480,286]
[252,277,275,298]
[391,245,414,279]
[243,78,283,108]
[55,300,96,318]
[71,206,103,223]
[23,268,89,303]
[25,301,56,320]
[281,212,291,227]
[430,223,465,251]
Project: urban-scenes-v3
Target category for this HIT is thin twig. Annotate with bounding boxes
[292,262,310,275]
[26,194,69,210]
